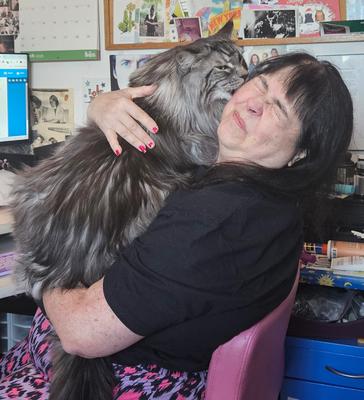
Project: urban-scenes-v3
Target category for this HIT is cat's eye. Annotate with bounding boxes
[215,65,229,71]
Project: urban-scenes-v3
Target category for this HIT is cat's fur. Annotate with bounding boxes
[11,24,247,400]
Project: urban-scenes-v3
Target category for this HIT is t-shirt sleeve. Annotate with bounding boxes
[103,187,251,336]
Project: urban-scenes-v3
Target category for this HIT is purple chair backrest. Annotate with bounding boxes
[205,269,300,400]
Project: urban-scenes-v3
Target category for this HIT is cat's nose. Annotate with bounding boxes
[239,66,248,80]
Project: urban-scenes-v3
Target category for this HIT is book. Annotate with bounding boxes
[0,252,15,277]
[331,256,364,272]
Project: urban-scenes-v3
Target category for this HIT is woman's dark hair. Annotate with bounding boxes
[31,95,42,109]
[49,95,59,107]
[203,52,353,198]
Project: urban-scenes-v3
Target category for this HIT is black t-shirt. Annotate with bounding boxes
[103,181,303,371]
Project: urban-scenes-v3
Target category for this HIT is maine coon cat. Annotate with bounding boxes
[11,23,247,400]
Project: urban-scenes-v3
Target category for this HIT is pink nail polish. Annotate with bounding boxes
[152,126,159,134]
[114,149,121,157]
[147,141,154,149]
[138,145,147,153]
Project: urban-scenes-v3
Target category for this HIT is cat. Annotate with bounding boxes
[10,22,247,400]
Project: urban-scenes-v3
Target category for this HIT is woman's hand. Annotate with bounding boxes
[87,85,159,156]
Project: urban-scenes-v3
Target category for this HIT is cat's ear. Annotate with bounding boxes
[211,19,234,40]
[176,50,195,74]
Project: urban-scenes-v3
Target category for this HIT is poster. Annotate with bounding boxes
[31,89,74,148]
[109,51,162,90]
[188,0,244,38]
[242,4,297,39]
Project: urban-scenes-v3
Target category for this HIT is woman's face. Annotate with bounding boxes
[217,69,301,168]
[251,55,259,65]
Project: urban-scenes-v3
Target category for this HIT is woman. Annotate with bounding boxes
[248,53,260,74]
[144,5,158,37]
[0,53,353,398]
[42,95,65,124]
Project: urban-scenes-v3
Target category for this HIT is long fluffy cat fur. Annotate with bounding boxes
[11,23,247,400]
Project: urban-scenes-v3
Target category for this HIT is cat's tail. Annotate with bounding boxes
[49,336,116,400]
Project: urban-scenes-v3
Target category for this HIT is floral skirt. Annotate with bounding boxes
[0,309,206,399]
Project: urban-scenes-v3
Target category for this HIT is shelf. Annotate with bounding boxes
[300,267,364,291]
[106,34,364,50]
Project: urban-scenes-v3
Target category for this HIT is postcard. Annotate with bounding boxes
[139,1,166,41]
[175,17,202,42]
[277,0,341,37]
[82,78,110,104]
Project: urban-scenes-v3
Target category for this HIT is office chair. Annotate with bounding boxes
[205,269,300,400]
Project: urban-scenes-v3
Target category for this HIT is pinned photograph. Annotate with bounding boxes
[243,45,287,74]
[139,2,165,39]
[30,89,74,148]
[175,17,202,42]
[0,2,19,36]
[242,5,297,39]
[298,2,340,37]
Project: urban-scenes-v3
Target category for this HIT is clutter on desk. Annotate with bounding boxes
[288,284,364,339]
[301,240,364,289]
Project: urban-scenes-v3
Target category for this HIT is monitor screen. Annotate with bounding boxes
[0,53,29,144]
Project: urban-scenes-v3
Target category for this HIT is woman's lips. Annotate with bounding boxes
[233,111,245,131]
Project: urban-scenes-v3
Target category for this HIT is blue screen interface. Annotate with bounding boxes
[0,53,29,143]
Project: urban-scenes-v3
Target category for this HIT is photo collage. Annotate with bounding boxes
[112,0,342,44]
[0,0,19,53]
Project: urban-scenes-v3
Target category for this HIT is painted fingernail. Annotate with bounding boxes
[147,141,154,149]
[114,149,121,157]
[152,126,159,134]
[138,145,147,153]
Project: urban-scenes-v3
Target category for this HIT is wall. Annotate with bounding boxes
[30,0,364,152]
[30,0,111,128]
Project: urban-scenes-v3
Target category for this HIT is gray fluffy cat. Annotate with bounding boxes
[11,23,247,400]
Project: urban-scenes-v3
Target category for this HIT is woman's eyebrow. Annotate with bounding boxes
[258,75,289,119]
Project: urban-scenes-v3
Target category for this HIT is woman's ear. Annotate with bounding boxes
[288,150,307,167]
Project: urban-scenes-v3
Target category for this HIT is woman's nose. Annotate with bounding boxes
[246,98,263,116]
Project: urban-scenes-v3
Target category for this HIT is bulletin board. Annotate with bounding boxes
[104,0,347,50]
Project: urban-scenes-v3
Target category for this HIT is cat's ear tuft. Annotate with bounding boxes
[211,19,234,40]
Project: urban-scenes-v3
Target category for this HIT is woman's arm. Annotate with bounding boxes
[87,85,159,156]
[43,278,144,358]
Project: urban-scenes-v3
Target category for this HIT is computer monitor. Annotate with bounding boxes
[0,53,29,144]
